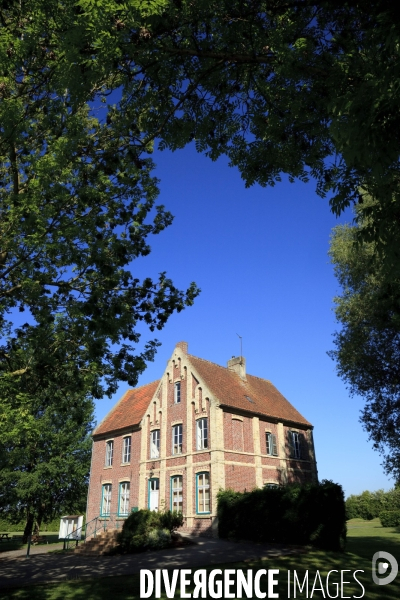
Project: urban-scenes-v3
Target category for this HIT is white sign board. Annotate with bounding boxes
[58,515,83,540]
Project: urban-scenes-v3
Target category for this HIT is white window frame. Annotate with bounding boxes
[150,429,160,458]
[171,476,183,512]
[289,431,301,459]
[174,381,181,404]
[105,440,113,467]
[101,484,112,516]
[119,482,130,516]
[266,432,278,456]
[172,424,183,455]
[196,472,210,514]
[196,418,208,450]
[122,436,131,464]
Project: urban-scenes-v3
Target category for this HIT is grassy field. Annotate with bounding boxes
[2,519,400,599]
[0,533,61,553]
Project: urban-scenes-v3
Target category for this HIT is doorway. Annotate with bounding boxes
[148,478,159,511]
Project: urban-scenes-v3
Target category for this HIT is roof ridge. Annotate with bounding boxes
[247,373,272,384]
[189,354,271,383]
[188,354,229,370]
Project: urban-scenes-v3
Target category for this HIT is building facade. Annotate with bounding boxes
[87,342,318,536]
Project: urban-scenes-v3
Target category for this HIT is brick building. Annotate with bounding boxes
[87,341,318,536]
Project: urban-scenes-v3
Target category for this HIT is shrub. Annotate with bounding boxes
[379,510,400,527]
[146,528,171,549]
[158,510,184,533]
[118,509,182,553]
[218,480,346,551]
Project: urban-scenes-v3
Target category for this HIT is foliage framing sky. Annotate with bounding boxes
[94,144,394,498]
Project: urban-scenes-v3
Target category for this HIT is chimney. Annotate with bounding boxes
[176,341,188,354]
[227,356,246,380]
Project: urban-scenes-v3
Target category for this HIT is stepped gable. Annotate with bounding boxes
[188,354,311,427]
[93,380,159,436]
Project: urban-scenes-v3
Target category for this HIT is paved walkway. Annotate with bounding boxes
[0,536,305,590]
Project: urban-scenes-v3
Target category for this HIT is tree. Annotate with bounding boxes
[0,323,95,538]
[3,1,400,474]
[109,0,400,275]
[0,0,199,395]
[329,212,400,481]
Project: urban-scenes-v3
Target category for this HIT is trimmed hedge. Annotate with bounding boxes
[379,510,400,527]
[217,480,346,551]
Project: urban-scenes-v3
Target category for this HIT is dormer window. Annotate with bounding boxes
[174,381,181,404]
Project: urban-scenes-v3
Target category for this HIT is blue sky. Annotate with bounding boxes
[95,144,394,498]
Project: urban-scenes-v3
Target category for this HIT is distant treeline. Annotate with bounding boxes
[346,488,400,520]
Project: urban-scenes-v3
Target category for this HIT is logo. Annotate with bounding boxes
[372,551,398,586]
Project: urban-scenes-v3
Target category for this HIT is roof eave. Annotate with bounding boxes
[218,403,312,428]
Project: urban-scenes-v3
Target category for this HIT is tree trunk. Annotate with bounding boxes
[23,512,34,544]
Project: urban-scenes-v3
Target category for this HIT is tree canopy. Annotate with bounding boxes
[2,1,400,386]
[0,0,200,396]
[0,322,95,536]
[329,208,400,481]
[2,1,400,485]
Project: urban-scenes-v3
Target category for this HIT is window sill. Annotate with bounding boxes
[195,514,211,518]
[103,466,113,469]
[120,462,130,466]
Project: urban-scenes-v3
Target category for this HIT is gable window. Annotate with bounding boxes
[196,418,208,450]
[288,431,301,459]
[266,432,278,456]
[101,484,112,516]
[150,430,160,458]
[196,472,210,514]
[172,424,183,455]
[171,476,183,512]
[174,381,181,404]
[105,440,113,467]
[122,436,131,463]
[119,482,130,516]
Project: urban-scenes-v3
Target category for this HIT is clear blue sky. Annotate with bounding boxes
[95,144,394,498]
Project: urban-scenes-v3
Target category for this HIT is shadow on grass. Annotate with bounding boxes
[347,535,400,563]
[3,551,400,600]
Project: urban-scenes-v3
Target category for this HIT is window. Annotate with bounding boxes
[171,476,183,512]
[174,381,181,403]
[150,430,160,458]
[264,483,279,489]
[105,440,113,467]
[196,472,210,514]
[122,436,131,463]
[196,418,208,450]
[288,431,301,459]
[119,482,130,516]
[101,484,112,516]
[266,432,278,456]
[172,424,183,455]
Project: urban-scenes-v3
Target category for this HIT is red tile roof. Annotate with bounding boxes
[93,380,159,436]
[188,355,312,427]
[93,347,311,436]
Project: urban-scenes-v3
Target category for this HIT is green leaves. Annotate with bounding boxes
[0,0,201,396]
[329,207,400,481]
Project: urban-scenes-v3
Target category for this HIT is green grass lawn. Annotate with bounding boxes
[0,532,61,553]
[2,519,400,599]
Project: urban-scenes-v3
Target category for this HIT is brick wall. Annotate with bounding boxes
[87,428,141,524]
[87,343,318,537]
